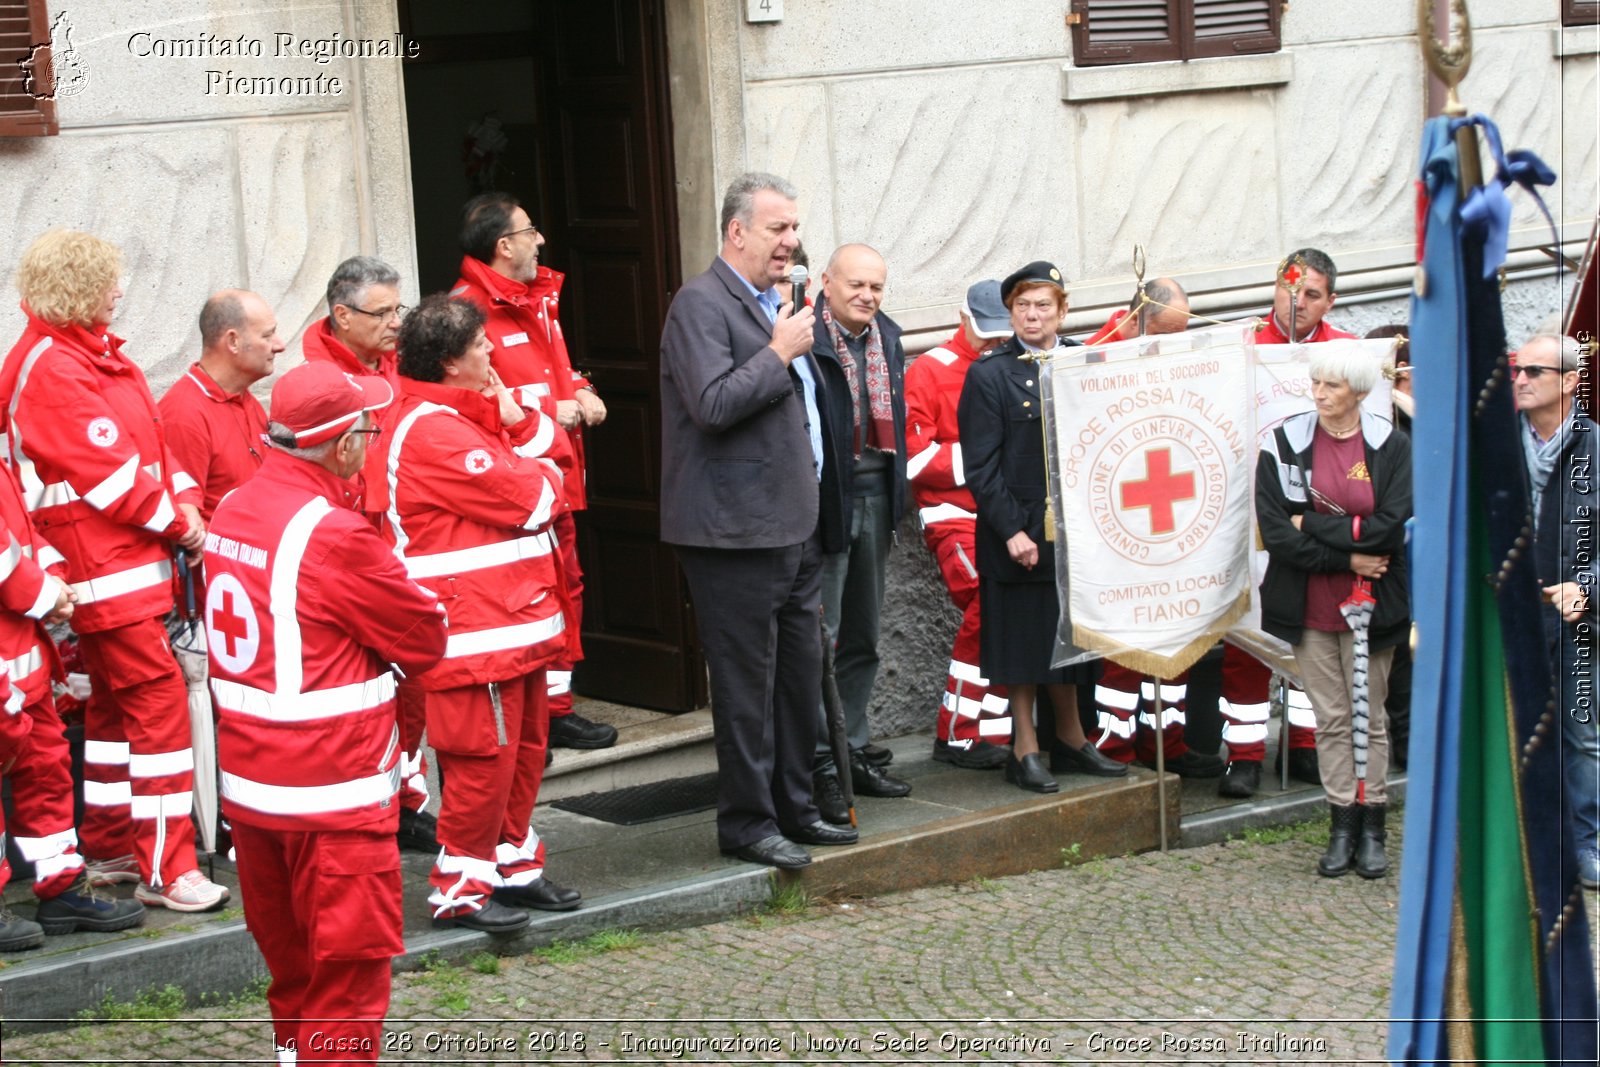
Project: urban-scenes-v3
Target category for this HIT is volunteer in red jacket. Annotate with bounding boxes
[0,462,145,947]
[303,256,438,852]
[1215,247,1355,797]
[388,295,581,933]
[451,194,616,751]
[904,279,1013,769]
[0,230,227,912]
[157,290,283,520]
[206,361,447,1063]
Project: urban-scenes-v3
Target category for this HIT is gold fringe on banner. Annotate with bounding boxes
[1071,588,1252,678]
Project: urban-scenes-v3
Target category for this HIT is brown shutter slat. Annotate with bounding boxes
[1565,0,1600,27]
[1072,0,1182,67]
[0,0,57,136]
[1187,0,1279,60]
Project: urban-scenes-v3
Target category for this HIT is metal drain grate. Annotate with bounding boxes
[551,772,719,826]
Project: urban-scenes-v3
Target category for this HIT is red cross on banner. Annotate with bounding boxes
[1119,447,1196,536]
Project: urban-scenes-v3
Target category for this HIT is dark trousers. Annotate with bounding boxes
[677,535,823,850]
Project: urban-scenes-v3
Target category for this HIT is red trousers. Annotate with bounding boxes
[1091,642,1316,764]
[231,820,400,1064]
[547,511,583,719]
[925,522,1010,746]
[77,617,198,887]
[426,671,549,918]
[0,693,85,898]
[394,681,429,814]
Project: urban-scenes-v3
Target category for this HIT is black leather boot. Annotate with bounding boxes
[1355,803,1388,879]
[1318,803,1361,878]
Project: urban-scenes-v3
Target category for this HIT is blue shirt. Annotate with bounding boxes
[720,257,823,481]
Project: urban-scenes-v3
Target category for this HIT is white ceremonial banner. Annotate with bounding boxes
[1231,338,1399,678]
[1044,323,1256,676]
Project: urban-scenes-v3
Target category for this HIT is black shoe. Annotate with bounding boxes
[786,819,859,846]
[850,752,911,798]
[932,739,1010,770]
[1354,803,1388,879]
[1144,749,1226,779]
[1050,741,1128,778]
[1280,747,1322,786]
[432,899,531,933]
[397,807,439,853]
[1318,803,1362,878]
[548,712,619,750]
[35,875,146,935]
[1217,760,1261,798]
[0,907,44,951]
[860,743,894,767]
[812,771,850,825]
[494,876,582,912]
[1004,752,1058,794]
[722,834,811,870]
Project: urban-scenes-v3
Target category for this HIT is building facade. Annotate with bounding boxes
[1,0,1594,730]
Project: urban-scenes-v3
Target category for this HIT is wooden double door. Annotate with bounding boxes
[401,1,704,710]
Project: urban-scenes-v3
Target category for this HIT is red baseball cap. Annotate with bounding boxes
[270,362,393,447]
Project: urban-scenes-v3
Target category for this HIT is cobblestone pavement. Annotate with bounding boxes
[2,821,1406,1065]
[14,819,1591,1066]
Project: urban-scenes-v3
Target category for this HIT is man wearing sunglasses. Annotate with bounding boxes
[451,194,616,752]
[304,257,441,857]
[1515,330,1597,890]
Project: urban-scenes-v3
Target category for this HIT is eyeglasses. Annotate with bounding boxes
[346,304,407,322]
[1511,364,1563,380]
[500,225,540,241]
[346,427,383,440]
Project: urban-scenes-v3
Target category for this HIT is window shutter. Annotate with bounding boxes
[1564,0,1600,27]
[1186,0,1281,60]
[0,0,57,136]
[1072,0,1183,67]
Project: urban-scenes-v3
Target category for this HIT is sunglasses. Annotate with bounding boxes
[1510,364,1563,380]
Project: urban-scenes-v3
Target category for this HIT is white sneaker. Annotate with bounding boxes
[134,870,230,912]
[85,853,140,887]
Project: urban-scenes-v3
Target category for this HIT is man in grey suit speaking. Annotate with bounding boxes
[660,172,858,869]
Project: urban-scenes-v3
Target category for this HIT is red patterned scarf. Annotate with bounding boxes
[822,302,895,458]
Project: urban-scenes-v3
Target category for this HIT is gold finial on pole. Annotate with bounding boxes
[1419,0,1481,192]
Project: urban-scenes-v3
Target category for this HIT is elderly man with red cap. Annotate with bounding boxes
[205,361,448,1064]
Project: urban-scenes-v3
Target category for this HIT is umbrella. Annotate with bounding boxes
[167,552,218,855]
[1311,493,1378,802]
[1336,521,1377,806]
[819,613,857,828]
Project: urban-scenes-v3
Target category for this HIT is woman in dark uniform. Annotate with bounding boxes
[957,262,1126,793]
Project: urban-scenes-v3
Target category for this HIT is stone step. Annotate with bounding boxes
[540,702,716,803]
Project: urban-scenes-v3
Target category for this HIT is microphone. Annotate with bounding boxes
[789,264,808,311]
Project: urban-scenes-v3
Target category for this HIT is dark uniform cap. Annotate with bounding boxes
[1000,260,1066,304]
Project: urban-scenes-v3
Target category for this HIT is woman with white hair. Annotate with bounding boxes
[1256,345,1412,879]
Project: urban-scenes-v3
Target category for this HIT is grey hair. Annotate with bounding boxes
[1308,345,1381,394]
[325,256,400,317]
[719,171,797,240]
[265,419,340,462]
[198,291,246,349]
[1525,332,1584,373]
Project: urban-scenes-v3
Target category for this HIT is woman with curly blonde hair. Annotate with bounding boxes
[1,230,229,917]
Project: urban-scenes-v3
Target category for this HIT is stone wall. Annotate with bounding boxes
[0,0,415,399]
[701,0,1595,350]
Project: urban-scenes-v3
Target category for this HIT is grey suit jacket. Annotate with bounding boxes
[659,257,820,548]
